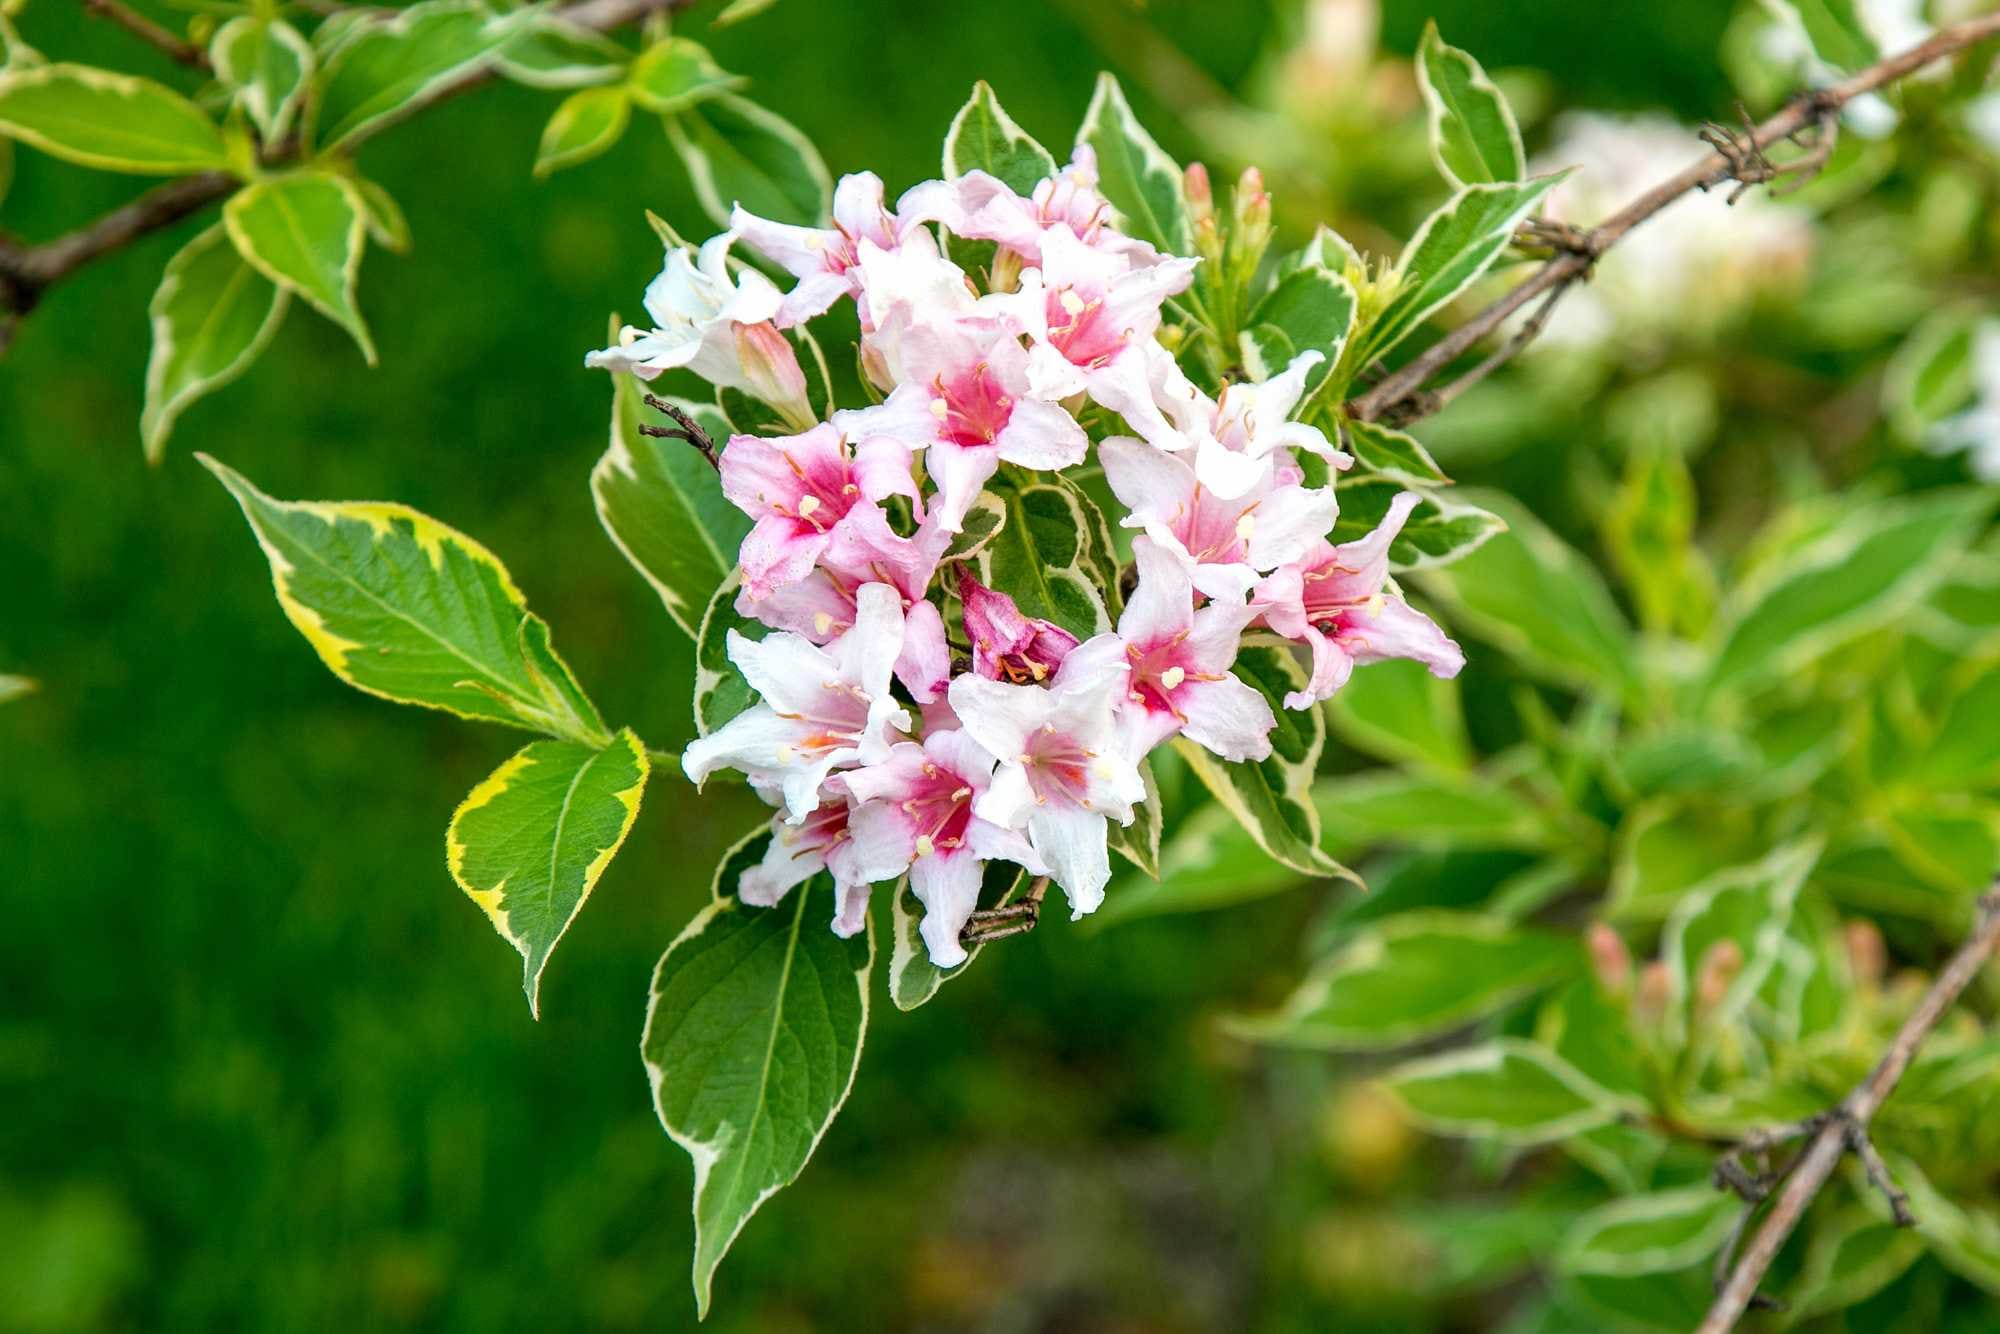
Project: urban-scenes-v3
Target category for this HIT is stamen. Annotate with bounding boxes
[813,612,834,637]
[1159,666,1186,690]
[1059,290,1086,316]
[914,834,935,857]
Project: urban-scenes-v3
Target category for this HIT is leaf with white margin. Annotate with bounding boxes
[977,473,1110,641]
[627,36,744,116]
[349,174,410,252]
[1076,72,1191,256]
[211,15,314,144]
[143,223,289,463]
[643,827,873,1316]
[0,62,231,174]
[447,729,649,1017]
[887,862,1028,1011]
[1660,839,1820,1047]
[1106,755,1162,878]
[200,454,607,741]
[313,0,536,150]
[1382,1038,1634,1144]
[1885,1156,2000,1295]
[1232,912,1578,1050]
[1415,20,1524,188]
[1786,1204,1926,1317]
[692,571,763,739]
[1250,263,1357,406]
[1332,478,1501,571]
[495,17,629,89]
[1175,646,1350,879]
[1558,1187,1739,1277]
[665,91,830,228]
[223,170,376,364]
[534,84,630,178]
[592,365,746,641]
[944,80,1055,194]
[1342,417,1450,487]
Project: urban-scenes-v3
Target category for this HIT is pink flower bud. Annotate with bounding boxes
[1586,923,1631,995]
[1845,920,1886,987]
[1232,166,1272,242]
[958,569,1079,684]
[1185,162,1224,266]
[732,321,813,429]
[1693,939,1744,1018]
[1634,961,1671,1026]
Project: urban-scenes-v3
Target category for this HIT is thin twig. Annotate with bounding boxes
[639,393,721,471]
[1346,13,2000,426]
[1378,281,1570,426]
[1697,881,2000,1332]
[83,0,208,68]
[961,875,1050,947]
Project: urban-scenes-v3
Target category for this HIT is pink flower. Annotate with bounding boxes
[949,643,1146,918]
[1099,435,1337,601]
[743,504,954,703]
[1152,349,1352,499]
[722,422,918,600]
[1111,536,1275,759]
[958,568,1080,683]
[844,730,1045,967]
[904,146,1170,268]
[732,171,937,328]
[1253,491,1466,709]
[683,583,911,820]
[739,792,876,938]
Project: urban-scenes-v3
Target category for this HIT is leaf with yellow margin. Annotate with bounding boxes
[448,729,650,1016]
[201,454,605,741]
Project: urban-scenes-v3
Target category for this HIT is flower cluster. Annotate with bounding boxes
[591,152,1464,966]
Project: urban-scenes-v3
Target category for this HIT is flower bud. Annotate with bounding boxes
[1185,162,1224,267]
[1586,923,1632,995]
[732,321,815,431]
[1845,919,1886,988]
[1634,960,1671,1026]
[1693,939,1744,1019]
[1231,166,1272,254]
[958,569,1079,684]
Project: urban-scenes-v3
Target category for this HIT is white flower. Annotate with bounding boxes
[584,231,797,402]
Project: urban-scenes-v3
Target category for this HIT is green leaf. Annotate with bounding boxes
[1176,646,1347,878]
[142,223,289,464]
[713,0,778,27]
[1415,20,1524,188]
[1313,769,1547,852]
[1106,755,1162,878]
[1235,913,1577,1050]
[494,17,629,89]
[941,491,1006,564]
[943,80,1055,193]
[664,92,830,229]
[447,730,649,1017]
[349,173,410,253]
[222,170,375,364]
[1323,848,1540,937]
[200,455,607,741]
[627,36,744,115]
[1892,1156,2000,1295]
[1607,801,1760,921]
[534,84,629,178]
[1706,489,1996,696]
[1075,72,1190,256]
[1237,323,1296,383]
[1787,1206,1926,1318]
[1357,175,1562,366]
[1325,656,1470,772]
[1884,310,1980,440]
[1774,0,1879,73]
[1247,264,1357,403]
[1341,417,1450,487]
[1558,1187,1738,1277]
[642,829,873,1316]
[693,571,762,738]
[1660,840,1818,1044]
[1382,1038,1629,1143]
[1918,667,2000,788]
[592,373,745,640]
[887,863,1026,1011]
[1417,490,1635,695]
[1097,801,1310,927]
[313,0,533,151]
[0,62,230,174]
[211,15,313,144]
[977,473,1111,640]
[1539,977,1646,1100]
[1331,478,1502,570]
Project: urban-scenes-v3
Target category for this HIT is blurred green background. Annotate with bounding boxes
[0,0,1859,1329]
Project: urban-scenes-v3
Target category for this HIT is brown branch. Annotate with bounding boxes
[1347,12,2000,426]
[83,0,208,69]
[640,393,721,471]
[961,876,1050,947]
[1697,881,2000,1332]
[0,0,679,339]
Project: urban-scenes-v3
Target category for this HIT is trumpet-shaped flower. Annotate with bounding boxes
[905,146,1169,268]
[958,569,1080,684]
[732,171,936,328]
[683,583,911,820]
[844,730,1045,968]
[739,793,877,938]
[1152,349,1352,499]
[584,232,797,407]
[723,423,920,600]
[1111,537,1274,758]
[950,645,1145,919]
[1253,491,1466,709]
[1099,435,1337,600]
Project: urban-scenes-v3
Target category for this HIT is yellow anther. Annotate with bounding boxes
[914,834,935,857]
[1235,513,1256,541]
[798,495,822,517]
[1159,666,1186,690]
[1059,289,1086,316]
[813,612,834,637]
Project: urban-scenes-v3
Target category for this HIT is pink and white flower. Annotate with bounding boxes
[958,568,1080,684]
[905,145,1170,269]
[1110,536,1275,759]
[949,644,1146,918]
[732,171,937,328]
[844,730,1045,967]
[723,422,920,600]
[739,793,877,938]
[1152,349,1352,499]
[683,582,911,820]
[1253,491,1466,709]
[1099,435,1338,600]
